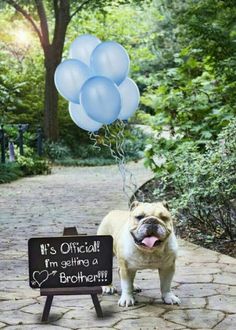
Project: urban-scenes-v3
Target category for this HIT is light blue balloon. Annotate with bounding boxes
[54,59,90,103]
[90,41,130,85]
[69,34,101,66]
[80,76,121,124]
[118,78,140,120]
[69,102,102,132]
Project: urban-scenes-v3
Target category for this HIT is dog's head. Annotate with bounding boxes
[129,201,173,252]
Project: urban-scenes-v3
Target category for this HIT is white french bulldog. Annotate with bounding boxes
[97,201,180,307]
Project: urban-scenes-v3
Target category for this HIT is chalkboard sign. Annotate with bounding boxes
[28,235,113,289]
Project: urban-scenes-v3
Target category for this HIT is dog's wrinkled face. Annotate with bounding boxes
[129,201,173,251]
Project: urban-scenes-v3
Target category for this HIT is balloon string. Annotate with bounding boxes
[88,122,144,207]
[88,132,101,151]
[104,124,131,203]
[116,120,145,203]
[119,121,137,189]
[115,121,136,197]
[114,120,143,204]
[103,125,120,163]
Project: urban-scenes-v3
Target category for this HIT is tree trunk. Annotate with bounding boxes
[44,47,61,141]
[42,1,70,141]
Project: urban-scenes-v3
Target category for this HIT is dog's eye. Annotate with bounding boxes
[136,215,143,221]
[159,213,169,221]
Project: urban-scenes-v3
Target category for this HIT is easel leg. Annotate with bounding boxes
[91,294,103,318]
[42,295,54,322]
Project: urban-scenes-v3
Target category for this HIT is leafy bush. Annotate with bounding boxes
[149,119,236,241]
[0,162,23,183]
[16,155,51,176]
[73,144,112,159]
[122,126,147,159]
[44,140,71,161]
[13,144,51,176]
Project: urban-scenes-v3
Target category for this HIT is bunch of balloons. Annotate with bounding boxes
[54,34,140,132]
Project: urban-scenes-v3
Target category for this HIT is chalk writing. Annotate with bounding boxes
[60,241,100,254]
[59,270,108,284]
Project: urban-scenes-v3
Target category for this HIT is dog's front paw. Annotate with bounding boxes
[102,284,117,294]
[162,292,181,305]
[118,293,135,307]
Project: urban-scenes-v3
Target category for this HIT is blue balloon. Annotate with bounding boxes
[80,76,121,124]
[69,102,102,132]
[90,41,130,85]
[69,34,101,66]
[118,78,140,120]
[54,59,90,103]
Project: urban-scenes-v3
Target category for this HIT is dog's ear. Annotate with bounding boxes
[162,200,169,210]
[130,200,140,211]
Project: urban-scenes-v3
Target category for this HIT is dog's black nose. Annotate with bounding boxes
[146,223,159,236]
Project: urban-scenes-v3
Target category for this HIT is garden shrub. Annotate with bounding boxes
[0,162,23,183]
[44,140,71,161]
[147,119,236,241]
[13,144,51,176]
[16,155,51,176]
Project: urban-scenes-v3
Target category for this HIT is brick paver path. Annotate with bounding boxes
[0,162,235,329]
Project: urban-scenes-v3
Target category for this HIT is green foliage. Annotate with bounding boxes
[44,141,71,161]
[152,119,236,241]
[16,154,51,176]
[122,126,147,159]
[0,6,44,127]
[0,162,23,183]
[44,126,147,165]
[13,144,51,176]
[141,0,236,145]
[0,125,51,183]
[54,157,116,167]
[67,1,156,75]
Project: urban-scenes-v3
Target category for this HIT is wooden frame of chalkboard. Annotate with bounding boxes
[28,227,113,321]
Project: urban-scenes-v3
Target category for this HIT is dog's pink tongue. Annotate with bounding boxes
[142,236,159,248]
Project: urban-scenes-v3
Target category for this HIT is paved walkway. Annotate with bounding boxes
[0,162,235,329]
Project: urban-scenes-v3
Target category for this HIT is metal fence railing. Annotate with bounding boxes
[0,124,43,164]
